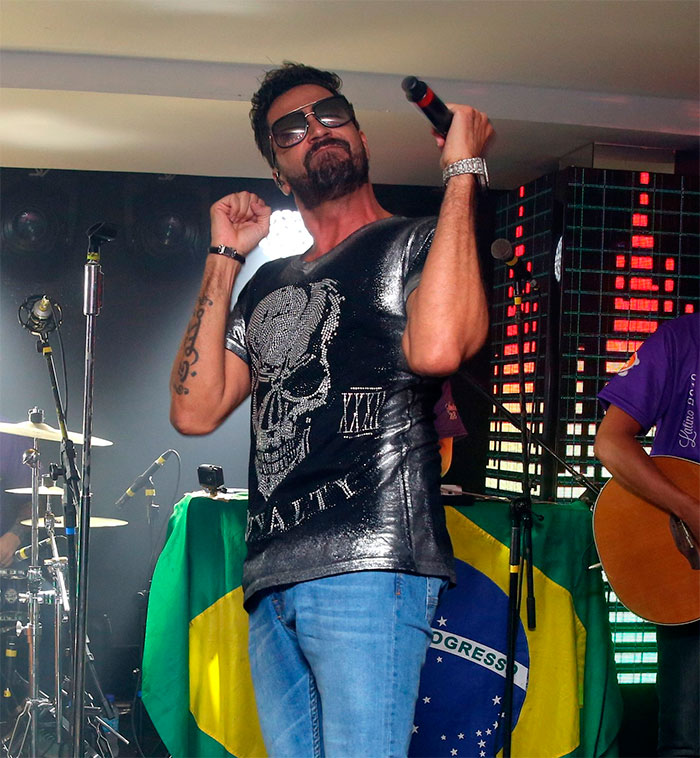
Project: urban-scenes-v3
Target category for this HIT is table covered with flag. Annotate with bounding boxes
[142,492,622,758]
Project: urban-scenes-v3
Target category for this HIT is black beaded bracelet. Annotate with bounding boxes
[208,245,246,265]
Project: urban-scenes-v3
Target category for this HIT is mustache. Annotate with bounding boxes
[305,138,351,162]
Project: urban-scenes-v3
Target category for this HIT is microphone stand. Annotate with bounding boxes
[460,278,600,758]
[71,222,116,757]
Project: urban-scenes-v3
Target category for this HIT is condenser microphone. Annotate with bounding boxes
[115,450,175,508]
[491,239,539,290]
[19,295,61,336]
[401,76,453,137]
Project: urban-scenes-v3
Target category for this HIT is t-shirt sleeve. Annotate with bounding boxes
[403,218,437,301]
[597,326,672,433]
[225,282,251,364]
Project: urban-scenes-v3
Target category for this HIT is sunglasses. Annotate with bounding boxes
[269,95,356,149]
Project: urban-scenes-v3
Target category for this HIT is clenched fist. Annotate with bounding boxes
[210,192,272,257]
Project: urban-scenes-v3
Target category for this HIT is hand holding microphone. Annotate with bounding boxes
[402,76,493,188]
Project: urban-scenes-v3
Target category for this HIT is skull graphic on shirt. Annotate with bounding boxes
[247,280,343,499]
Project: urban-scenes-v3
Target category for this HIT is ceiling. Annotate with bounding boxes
[1,0,698,190]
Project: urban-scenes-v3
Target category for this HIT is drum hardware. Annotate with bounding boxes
[2,409,126,756]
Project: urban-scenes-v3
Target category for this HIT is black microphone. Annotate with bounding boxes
[491,239,539,290]
[402,76,453,137]
[14,535,65,561]
[115,450,174,509]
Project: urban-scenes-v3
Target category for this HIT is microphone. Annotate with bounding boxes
[402,76,453,137]
[18,294,62,336]
[491,239,539,290]
[115,450,175,508]
[14,535,65,561]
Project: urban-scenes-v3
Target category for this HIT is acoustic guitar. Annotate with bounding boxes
[592,455,700,625]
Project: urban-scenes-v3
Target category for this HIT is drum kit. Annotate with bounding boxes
[0,412,128,758]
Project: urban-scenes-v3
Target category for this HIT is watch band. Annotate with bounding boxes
[208,245,246,265]
[442,157,489,190]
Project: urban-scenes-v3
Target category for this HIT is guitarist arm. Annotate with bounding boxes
[594,404,700,545]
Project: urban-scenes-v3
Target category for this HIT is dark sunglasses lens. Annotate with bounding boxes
[272,112,308,148]
[315,97,353,127]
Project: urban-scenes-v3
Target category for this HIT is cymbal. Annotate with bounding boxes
[6,485,64,496]
[0,420,112,447]
[22,516,127,528]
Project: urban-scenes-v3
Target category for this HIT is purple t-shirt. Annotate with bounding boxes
[598,313,699,462]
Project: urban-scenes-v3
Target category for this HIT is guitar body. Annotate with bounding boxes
[593,455,700,625]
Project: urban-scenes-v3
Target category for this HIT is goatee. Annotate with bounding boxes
[287,139,369,210]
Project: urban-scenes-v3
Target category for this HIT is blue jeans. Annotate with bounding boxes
[247,571,446,758]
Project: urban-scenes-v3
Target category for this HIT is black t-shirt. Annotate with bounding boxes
[226,216,455,603]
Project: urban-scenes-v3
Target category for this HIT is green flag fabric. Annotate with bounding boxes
[142,491,264,758]
[142,495,622,758]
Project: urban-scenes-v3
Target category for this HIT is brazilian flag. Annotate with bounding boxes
[410,501,623,757]
[143,496,622,758]
[142,492,264,758]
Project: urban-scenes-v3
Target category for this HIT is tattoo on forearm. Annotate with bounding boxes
[173,295,213,395]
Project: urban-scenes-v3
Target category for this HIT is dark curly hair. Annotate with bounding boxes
[250,62,358,168]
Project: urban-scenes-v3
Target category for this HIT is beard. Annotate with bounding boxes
[286,138,370,210]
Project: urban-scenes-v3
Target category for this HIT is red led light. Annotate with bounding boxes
[631,298,659,312]
[606,339,645,353]
[508,286,514,298]
[664,301,674,313]
[518,206,524,217]
[615,255,626,269]
[640,172,650,185]
[613,319,658,333]
[506,324,518,336]
[632,213,649,227]
[632,235,654,249]
[504,343,518,356]
[519,186,525,198]
[630,277,657,292]
[665,258,675,271]
[664,280,674,292]
[639,193,650,205]
[630,255,653,270]
[515,225,523,238]
[615,298,659,312]
[515,244,525,257]
[615,276,625,290]
[507,305,515,317]
[686,304,695,314]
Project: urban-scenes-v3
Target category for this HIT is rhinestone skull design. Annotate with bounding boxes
[247,280,343,499]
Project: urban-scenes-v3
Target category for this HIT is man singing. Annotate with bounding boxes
[170,62,492,757]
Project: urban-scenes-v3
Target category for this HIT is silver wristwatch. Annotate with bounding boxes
[442,158,489,190]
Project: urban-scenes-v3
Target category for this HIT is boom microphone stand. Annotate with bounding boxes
[459,275,600,757]
[71,222,116,757]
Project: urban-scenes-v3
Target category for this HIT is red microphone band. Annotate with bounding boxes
[417,88,435,109]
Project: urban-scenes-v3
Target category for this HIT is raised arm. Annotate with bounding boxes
[170,192,271,435]
[402,105,493,377]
